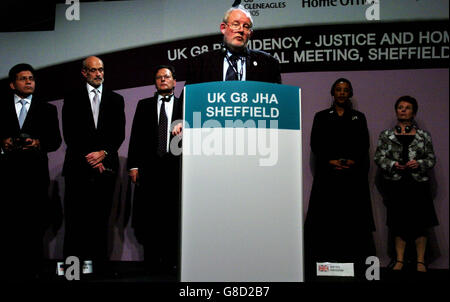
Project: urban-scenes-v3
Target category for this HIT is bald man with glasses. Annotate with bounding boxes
[62,56,125,278]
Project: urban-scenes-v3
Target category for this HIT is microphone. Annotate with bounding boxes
[221,43,249,58]
[221,44,227,55]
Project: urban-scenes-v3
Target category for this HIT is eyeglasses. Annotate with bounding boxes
[85,67,104,73]
[155,75,172,80]
[17,76,35,82]
[226,22,252,32]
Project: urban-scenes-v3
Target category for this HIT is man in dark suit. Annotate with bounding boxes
[127,65,182,277]
[62,56,125,277]
[185,5,281,85]
[0,63,61,279]
[171,5,281,136]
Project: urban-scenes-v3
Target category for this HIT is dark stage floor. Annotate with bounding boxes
[4,260,447,283]
[1,261,448,300]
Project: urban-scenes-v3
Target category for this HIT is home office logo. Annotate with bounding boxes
[301,0,370,7]
[301,0,380,21]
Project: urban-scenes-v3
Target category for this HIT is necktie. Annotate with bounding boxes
[225,55,239,81]
[157,96,169,156]
[18,99,28,128]
[92,89,100,128]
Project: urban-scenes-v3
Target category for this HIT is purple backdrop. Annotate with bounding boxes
[46,68,449,269]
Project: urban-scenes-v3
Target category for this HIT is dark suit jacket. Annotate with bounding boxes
[127,95,182,239]
[0,93,61,229]
[62,85,125,176]
[127,95,182,173]
[185,48,282,85]
[0,93,61,181]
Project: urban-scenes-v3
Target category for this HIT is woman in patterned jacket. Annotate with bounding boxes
[374,95,438,273]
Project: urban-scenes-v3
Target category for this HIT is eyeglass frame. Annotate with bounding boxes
[16,75,35,82]
[225,22,253,32]
[155,75,173,80]
[84,67,104,74]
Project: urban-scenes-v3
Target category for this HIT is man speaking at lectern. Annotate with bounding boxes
[185,5,281,85]
[174,5,282,136]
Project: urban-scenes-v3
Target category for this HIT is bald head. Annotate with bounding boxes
[81,56,104,88]
[82,56,103,69]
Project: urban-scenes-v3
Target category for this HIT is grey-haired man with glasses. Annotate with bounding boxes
[185,5,281,85]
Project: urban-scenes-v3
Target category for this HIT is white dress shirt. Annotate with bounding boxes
[129,93,174,172]
[14,94,32,118]
[223,50,247,81]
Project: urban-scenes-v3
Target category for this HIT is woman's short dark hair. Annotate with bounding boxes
[395,95,418,115]
[330,78,353,98]
[8,63,35,83]
[154,64,176,80]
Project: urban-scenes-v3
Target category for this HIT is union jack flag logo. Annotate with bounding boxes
[318,265,329,272]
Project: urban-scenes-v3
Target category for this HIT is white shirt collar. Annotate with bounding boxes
[14,94,32,104]
[224,51,246,81]
[158,94,173,102]
[86,83,103,94]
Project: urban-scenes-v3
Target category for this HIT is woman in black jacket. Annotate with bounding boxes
[304,78,375,278]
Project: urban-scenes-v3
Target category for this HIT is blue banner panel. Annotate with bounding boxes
[184,81,301,130]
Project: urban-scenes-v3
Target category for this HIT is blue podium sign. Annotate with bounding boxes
[181,82,303,282]
[184,81,300,130]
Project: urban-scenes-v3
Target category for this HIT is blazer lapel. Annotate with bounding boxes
[408,130,423,150]
[388,129,401,146]
[210,51,224,82]
[245,50,256,81]
[152,97,160,141]
[97,89,106,130]
[171,97,181,122]
[8,96,21,131]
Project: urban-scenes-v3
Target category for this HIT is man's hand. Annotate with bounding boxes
[93,162,106,173]
[129,169,139,184]
[86,150,106,167]
[172,122,183,136]
[23,138,40,150]
[1,137,14,151]
[346,159,355,166]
